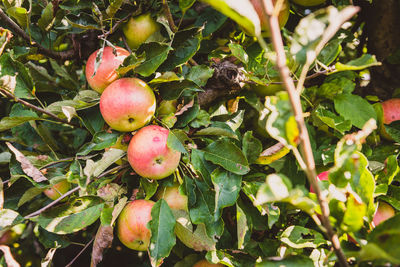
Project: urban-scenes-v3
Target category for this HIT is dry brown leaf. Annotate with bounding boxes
[90,225,114,267]
[6,142,47,182]
[0,245,21,267]
[175,99,194,116]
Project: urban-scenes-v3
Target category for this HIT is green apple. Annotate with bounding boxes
[292,0,325,7]
[85,46,130,93]
[155,184,187,210]
[117,199,154,251]
[123,13,160,50]
[43,180,70,200]
[127,125,181,180]
[250,0,290,36]
[99,78,156,132]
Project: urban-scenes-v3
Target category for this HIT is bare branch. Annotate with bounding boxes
[162,0,178,32]
[258,1,349,266]
[65,238,94,267]
[0,88,82,128]
[0,8,76,60]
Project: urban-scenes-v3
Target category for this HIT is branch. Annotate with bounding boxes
[258,1,349,266]
[65,238,94,267]
[0,88,82,128]
[0,8,76,60]
[162,0,178,32]
[97,14,131,39]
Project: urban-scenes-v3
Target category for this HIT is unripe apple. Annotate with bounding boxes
[192,259,224,267]
[250,0,290,36]
[0,224,25,245]
[292,0,325,6]
[43,180,70,200]
[123,13,160,50]
[99,78,156,132]
[85,46,130,93]
[155,184,187,210]
[127,125,181,180]
[309,171,329,193]
[373,201,395,227]
[117,199,155,251]
[157,100,177,116]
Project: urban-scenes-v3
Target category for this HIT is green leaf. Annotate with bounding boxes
[191,149,216,187]
[0,209,24,231]
[179,0,196,13]
[186,65,214,87]
[280,226,326,249]
[116,52,146,76]
[38,227,71,249]
[199,0,261,36]
[341,195,366,232]
[229,43,249,64]
[37,196,104,234]
[334,94,377,129]
[317,38,342,66]
[236,203,249,249]
[242,131,262,164]
[106,0,123,18]
[0,54,34,99]
[211,168,242,220]
[18,187,43,207]
[335,54,381,72]
[256,255,314,267]
[148,199,176,267]
[37,2,55,31]
[313,105,352,134]
[383,121,400,143]
[0,116,40,131]
[195,124,238,139]
[77,131,119,156]
[6,6,28,29]
[140,179,158,200]
[167,129,188,154]
[158,80,202,100]
[203,139,250,175]
[135,43,173,77]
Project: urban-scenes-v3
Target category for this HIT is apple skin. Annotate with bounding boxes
[292,0,325,6]
[123,13,159,50]
[99,78,156,132]
[309,171,329,193]
[250,0,290,36]
[117,199,154,251]
[192,259,224,267]
[43,180,70,200]
[373,201,395,227]
[0,230,17,245]
[127,125,181,180]
[155,184,188,210]
[85,46,130,93]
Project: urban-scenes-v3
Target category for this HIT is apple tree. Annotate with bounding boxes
[0,0,400,266]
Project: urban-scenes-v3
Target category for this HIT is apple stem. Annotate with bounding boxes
[257,1,350,266]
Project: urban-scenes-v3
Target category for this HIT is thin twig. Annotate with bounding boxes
[97,14,131,39]
[0,8,75,60]
[162,0,178,32]
[0,88,82,128]
[258,1,349,266]
[65,238,95,267]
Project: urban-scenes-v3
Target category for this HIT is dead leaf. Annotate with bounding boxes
[175,99,194,116]
[6,142,47,182]
[0,245,20,267]
[90,225,114,267]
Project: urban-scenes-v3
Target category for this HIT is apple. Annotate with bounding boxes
[127,125,181,180]
[292,0,325,7]
[0,224,25,245]
[379,98,400,140]
[373,201,395,227]
[44,180,70,200]
[157,100,177,116]
[117,199,155,251]
[155,184,188,210]
[85,46,130,93]
[123,13,160,50]
[193,259,224,267]
[99,78,156,132]
[309,171,329,193]
[250,0,290,36]
[250,78,284,97]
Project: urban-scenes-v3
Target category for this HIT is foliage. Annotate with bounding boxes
[0,0,398,266]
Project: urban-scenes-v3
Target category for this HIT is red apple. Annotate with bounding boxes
[310,171,329,193]
[250,0,290,36]
[378,99,400,140]
[117,199,154,251]
[43,180,70,200]
[372,201,395,227]
[99,78,156,132]
[193,259,224,267]
[127,125,181,180]
[85,46,130,93]
[292,0,325,6]
[123,13,160,50]
[155,184,188,210]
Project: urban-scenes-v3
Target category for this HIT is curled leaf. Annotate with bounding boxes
[91,225,114,267]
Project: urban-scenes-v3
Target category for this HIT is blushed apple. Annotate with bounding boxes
[292,0,325,6]
[155,184,187,210]
[310,171,329,193]
[373,201,395,227]
[193,259,224,267]
[123,13,160,50]
[99,78,156,132]
[127,125,181,180]
[250,0,290,36]
[85,46,130,93]
[117,199,154,251]
[43,180,70,200]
